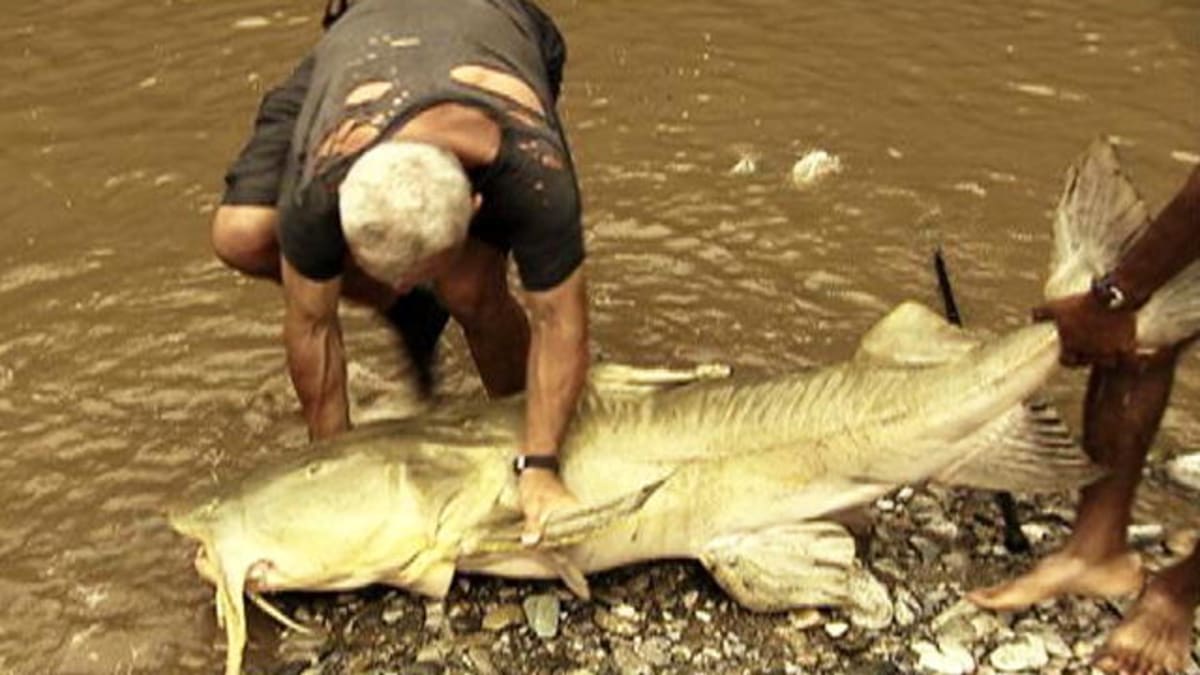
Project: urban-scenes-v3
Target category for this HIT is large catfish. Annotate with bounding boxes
[170,141,1200,675]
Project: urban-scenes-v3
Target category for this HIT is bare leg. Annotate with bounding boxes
[211,204,393,301]
[1096,544,1200,674]
[212,204,447,390]
[211,205,281,279]
[969,349,1179,610]
[435,239,529,397]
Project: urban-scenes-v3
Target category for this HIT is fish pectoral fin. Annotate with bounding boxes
[532,551,591,599]
[469,478,666,553]
[854,302,981,368]
[700,521,889,622]
[933,397,1103,493]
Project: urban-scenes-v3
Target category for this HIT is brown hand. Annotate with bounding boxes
[1032,291,1136,368]
[518,470,582,547]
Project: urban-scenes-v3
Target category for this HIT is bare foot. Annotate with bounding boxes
[967,550,1143,611]
[1095,584,1195,675]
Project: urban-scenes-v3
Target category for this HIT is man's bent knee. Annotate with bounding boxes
[211,205,281,279]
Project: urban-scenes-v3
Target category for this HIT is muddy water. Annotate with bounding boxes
[0,0,1196,672]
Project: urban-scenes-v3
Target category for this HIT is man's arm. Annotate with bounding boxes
[522,265,589,457]
[282,257,350,439]
[518,266,588,542]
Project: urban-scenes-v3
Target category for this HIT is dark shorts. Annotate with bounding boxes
[220,56,315,207]
[220,1,566,209]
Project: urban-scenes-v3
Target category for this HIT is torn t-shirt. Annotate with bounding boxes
[278,0,583,292]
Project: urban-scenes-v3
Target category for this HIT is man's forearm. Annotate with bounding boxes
[284,315,350,439]
[523,312,588,457]
[281,260,350,441]
[1112,164,1200,306]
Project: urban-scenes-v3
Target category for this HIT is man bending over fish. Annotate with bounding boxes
[970,162,1200,674]
[211,0,586,543]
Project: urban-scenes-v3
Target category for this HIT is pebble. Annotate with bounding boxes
[1167,528,1198,556]
[824,621,850,638]
[910,535,942,561]
[637,636,673,667]
[482,604,525,632]
[422,600,445,633]
[1167,452,1200,490]
[989,634,1049,672]
[415,639,449,663]
[912,639,975,675]
[932,600,985,646]
[381,605,406,626]
[790,608,823,630]
[523,594,560,639]
[613,643,651,675]
[1128,523,1165,546]
[893,589,919,628]
[466,646,500,675]
[682,590,700,610]
[595,607,640,636]
[1019,522,1051,545]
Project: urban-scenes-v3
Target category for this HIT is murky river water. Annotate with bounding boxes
[0,0,1196,672]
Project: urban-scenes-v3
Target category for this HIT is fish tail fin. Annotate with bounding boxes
[933,398,1104,492]
[1135,262,1200,348]
[1043,139,1150,301]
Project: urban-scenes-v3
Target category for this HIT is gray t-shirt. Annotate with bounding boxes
[279,0,583,291]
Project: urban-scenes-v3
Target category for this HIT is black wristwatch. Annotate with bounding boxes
[514,454,560,475]
[1091,273,1128,310]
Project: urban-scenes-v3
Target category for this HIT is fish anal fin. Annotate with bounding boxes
[855,302,980,368]
[934,398,1104,492]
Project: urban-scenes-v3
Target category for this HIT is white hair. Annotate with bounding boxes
[339,141,473,284]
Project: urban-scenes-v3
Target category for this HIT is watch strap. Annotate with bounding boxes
[514,454,560,474]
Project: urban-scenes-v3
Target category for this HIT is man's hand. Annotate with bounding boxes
[1032,290,1136,368]
[518,469,581,546]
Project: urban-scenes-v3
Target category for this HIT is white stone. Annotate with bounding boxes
[912,640,975,675]
[989,635,1049,672]
[1167,452,1200,490]
[824,621,849,638]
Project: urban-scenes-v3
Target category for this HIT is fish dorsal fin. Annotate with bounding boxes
[933,398,1104,492]
[854,302,980,367]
